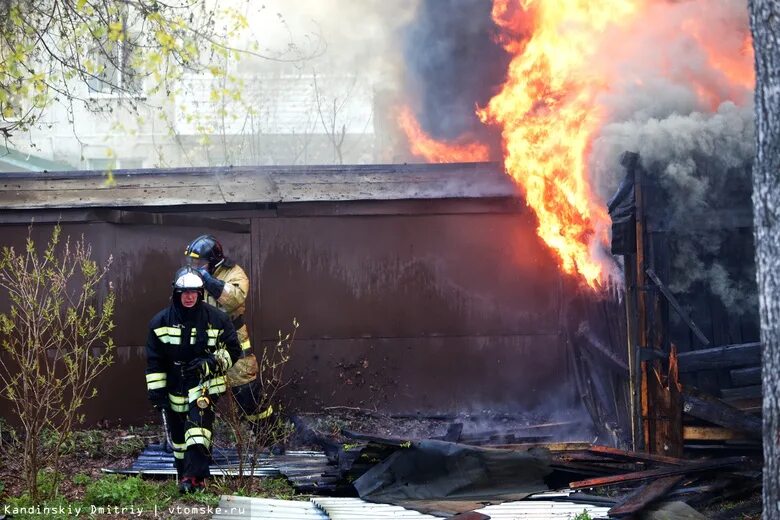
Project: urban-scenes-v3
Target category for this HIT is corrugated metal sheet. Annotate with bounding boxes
[312,498,438,518]
[102,447,328,480]
[214,496,327,520]
[0,162,516,210]
[213,496,612,520]
[476,500,611,519]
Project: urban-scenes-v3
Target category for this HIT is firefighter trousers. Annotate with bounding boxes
[167,400,216,480]
[232,380,274,424]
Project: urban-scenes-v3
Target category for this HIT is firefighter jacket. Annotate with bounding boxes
[208,262,258,386]
[145,301,242,413]
[207,262,250,350]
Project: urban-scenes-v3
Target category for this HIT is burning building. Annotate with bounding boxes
[0,0,760,457]
[394,0,759,453]
[0,162,602,433]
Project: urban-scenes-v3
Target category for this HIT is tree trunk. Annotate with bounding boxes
[749,2,780,518]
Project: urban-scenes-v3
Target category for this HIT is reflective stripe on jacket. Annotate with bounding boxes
[144,302,242,406]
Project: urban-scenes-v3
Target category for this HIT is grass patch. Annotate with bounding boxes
[256,477,299,500]
[83,474,171,509]
[106,435,146,458]
[41,429,106,458]
[208,476,300,501]
[72,474,91,487]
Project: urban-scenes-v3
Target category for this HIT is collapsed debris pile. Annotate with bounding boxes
[108,408,761,518]
[315,427,760,518]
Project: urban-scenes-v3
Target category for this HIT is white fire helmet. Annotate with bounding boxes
[172,266,204,292]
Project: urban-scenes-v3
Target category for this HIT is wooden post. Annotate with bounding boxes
[624,256,641,451]
[634,164,683,456]
[634,160,653,453]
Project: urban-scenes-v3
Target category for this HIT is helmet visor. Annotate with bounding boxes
[186,256,210,270]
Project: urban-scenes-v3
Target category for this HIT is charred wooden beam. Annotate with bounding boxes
[569,456,750,490]
[724,398,761,414]
[490,441,593,451]
[677,343,761,372]
[576,322,629,373]
[632,156,681,457]
[682,389,761,438]
[550,461,619,477]
[645,268,710,345]
[720,385,762,401]
[556,452,644,465]
[730,367,761,387]
[608,475,684,517]
[340,429,409,447]
[616,152,643,452]
[683,426,753,441]
[587,445,685,466]
[652,346,683,458]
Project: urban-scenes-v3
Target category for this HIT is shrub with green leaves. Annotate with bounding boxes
[0,225,114,500]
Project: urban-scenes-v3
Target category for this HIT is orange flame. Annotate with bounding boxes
[397,0,754,289]
[680,18,754,110]
[478,0,639,287]
[397,105,490,163]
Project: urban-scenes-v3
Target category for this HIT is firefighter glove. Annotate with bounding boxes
[196,267,225,300]
[185,354,219,378]
[149,389,168,410]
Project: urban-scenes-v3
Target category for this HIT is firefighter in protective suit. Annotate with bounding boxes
[184,235,273,426]
[145,266,241,493]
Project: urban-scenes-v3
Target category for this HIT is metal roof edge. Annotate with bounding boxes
[0,161,505,180]
[0,161,519,210]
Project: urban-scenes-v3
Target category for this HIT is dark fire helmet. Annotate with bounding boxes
[184,234,225,272]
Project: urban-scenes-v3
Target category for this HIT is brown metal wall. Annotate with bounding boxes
[0,199,581,426]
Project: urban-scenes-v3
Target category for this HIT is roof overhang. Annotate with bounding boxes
[0,162,518,210]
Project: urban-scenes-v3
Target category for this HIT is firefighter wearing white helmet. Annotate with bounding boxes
[144,266,241,493]
[184,235,273,428]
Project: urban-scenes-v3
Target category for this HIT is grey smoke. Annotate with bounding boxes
[590,101,755,310]
[402,0,510,149]
[584,0,755,311]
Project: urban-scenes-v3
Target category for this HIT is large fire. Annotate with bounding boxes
[399,0,754,289]
[478,0,638,287]
[397,105,490,163]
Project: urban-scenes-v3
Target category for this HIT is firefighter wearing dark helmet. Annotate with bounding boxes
[145,266,241,493]
[184,235,273,426]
